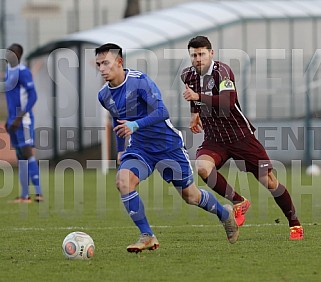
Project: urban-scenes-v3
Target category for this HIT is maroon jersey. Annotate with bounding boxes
[181,61,255,143]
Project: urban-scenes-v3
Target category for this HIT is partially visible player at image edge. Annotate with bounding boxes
[4,43,44,203]
[181,35,303,240]
[96,43,239,252]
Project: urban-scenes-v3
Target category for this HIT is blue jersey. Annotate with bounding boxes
[5,64,37,127]
[98,69,184,153]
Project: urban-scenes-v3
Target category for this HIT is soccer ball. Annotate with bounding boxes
[62,231,95,260]
[306,164,321,176]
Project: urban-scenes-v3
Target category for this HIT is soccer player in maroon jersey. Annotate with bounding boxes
[181,35,303,240]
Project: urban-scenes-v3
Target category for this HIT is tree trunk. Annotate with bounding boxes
[124,0,140,18]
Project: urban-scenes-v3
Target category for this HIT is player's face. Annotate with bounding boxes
[189,47,214,75]
[96,51,123,83]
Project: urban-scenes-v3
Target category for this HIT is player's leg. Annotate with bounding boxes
[238,134,303,240]
[195,148,250,226]
[20,145,44,202]
[17,148,32,203]
[24,123,43,201]
[177,182,239,244]
[117,154,159,252]
[160,148,239,243]
[8,124,43,203]
[196,154,244,203]
[7,131,31,203]
[257,169,303,240]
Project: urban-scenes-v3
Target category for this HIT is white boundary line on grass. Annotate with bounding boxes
[0,222,318,231]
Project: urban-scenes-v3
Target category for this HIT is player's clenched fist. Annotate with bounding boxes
[189,113,203,134]
[183,84,200,101]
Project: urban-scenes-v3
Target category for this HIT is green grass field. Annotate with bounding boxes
[0,163,320,282]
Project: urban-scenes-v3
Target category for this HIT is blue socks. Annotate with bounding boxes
[121,191,153,235]
[121,189,229,234]
[28,156,42,195]
[198,189,229,222]
[18,160,29,198]
[18,156,42,198]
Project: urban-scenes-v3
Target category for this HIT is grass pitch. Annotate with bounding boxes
[0,163,320,282]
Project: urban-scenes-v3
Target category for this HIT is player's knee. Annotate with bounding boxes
[195,160,214,179]
[116,170,139,194]
[259,171,277,190]
[115,176,130,193]
[196,165,210,179]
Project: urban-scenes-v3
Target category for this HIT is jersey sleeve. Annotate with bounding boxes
[135,74,169,128]
[180,68,198,113]
[19,68,37,113]
[98,91,106,109]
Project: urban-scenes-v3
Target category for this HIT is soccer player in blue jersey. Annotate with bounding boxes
[96,43,239,252]
[4,43,43,203]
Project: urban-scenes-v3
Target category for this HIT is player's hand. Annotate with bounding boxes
[189,113,203,134]
[114,119,139,138]
[8,116,22,132]
[183,84,200,101]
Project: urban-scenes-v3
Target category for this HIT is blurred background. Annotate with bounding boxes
[1,0,321,167]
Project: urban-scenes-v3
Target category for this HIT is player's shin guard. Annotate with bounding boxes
[28,156,42,195]
[198,189,229,221]
[121,191,154,235]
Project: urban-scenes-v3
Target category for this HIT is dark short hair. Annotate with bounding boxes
[187,36,212,50]
[95,43,122,58]
[8,43,23,56]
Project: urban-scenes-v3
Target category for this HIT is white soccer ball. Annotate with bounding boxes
[306,164,321,176]
[62,231,95,260]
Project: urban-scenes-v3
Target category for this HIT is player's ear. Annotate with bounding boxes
[210,49,214,57]
[117,56,123,66]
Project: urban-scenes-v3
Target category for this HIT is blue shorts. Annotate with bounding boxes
[9,123,35,149]
[119,147,194,189]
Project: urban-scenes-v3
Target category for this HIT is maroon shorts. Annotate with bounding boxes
[196,134,272,178]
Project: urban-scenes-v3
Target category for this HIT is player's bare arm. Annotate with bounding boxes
[190,113,203,134]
